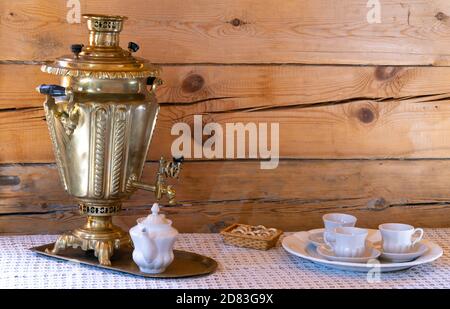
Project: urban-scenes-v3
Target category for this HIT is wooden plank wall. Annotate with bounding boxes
[2,0,450,234]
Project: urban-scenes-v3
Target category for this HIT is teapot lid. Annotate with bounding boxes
[41,14,161,80]
[137,203,171,228]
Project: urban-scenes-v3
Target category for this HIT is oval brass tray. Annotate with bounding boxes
[31,243,217,278]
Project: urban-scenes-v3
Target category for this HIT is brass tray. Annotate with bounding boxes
[31,243,218,279]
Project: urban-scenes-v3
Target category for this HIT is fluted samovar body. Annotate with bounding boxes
[37,14,182,265]
[45,78,157,214]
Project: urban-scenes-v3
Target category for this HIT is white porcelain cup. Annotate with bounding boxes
[323,213,357,243]
[324,227,368,257]
[378,223,424,253]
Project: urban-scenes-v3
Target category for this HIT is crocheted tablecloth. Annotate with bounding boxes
[0,230,449,289]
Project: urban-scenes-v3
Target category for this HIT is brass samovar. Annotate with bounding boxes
[37,14,182,266]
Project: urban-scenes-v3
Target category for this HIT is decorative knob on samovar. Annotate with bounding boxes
[70,44,84,58]
[128,41,139,53]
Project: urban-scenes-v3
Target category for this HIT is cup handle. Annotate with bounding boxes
[412,228,424,246]
[324,232,334,250]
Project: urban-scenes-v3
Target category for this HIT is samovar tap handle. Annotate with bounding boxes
[127,156,183,206]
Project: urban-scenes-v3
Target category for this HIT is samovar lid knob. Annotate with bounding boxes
[70,44,84,58]
[128,42,140,53]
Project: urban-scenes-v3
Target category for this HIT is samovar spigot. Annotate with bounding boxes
[128,156,184,205]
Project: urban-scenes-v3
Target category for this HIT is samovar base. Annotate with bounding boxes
[46,215,130,266]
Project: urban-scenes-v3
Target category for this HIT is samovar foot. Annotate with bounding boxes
[94,241,114,266]
[45,215,130,266]
[46,235,119,266]
[46,234,78,255]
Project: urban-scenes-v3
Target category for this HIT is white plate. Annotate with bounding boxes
[317,245,381,263]
[282,228,443,272]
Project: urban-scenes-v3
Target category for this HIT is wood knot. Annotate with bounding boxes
[229,18,246,27]
[367,198,388,210]
[435,12,448,21]
[0,176,20,186]
[357,107,375,124]
[375,66,402,81]
[182,74,205,93]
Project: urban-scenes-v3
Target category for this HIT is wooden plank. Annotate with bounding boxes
[3,64,450,162]
[5,64,450,110]
[0,64,59,109]
[2,0,450,65]
[158,65,450,110]
[2,160,450,233]
[152,97,450,160]
[3,91,450,162]
[2,201,450,235]
[7,100,450,162]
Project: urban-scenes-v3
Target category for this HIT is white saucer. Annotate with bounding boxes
[377,242,429,263]
[308,229,326,246]
[317,245,381,263]
[282,228,443,272]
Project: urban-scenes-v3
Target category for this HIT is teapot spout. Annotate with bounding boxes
[130,226,156,264]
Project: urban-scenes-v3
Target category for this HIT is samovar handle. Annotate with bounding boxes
[36,84,67,97]
[127,156,184,205]
[146,77,163,93]
[37,84,79,136]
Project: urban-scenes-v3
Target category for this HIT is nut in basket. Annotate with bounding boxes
[220,223,283,250]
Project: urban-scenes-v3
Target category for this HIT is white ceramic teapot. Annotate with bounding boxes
[130,203,178,273]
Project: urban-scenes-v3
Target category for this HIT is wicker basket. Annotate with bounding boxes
[220,223,283,250]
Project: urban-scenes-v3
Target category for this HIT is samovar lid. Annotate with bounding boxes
[41,14,161,79]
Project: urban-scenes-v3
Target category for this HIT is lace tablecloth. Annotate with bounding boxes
[0,230,449,289]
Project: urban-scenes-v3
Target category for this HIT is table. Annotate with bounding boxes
[0,229,449,288]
